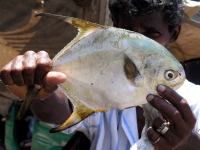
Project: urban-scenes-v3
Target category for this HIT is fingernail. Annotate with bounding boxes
[147,95,154,102]
[157,85,166,92]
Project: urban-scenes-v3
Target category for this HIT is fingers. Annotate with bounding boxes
[146,85,196,149]
[151,117,176,144]
[11,55,25,86]
[1,51,59,99]
[1,55,25,85]
[22,51,37,86]
[1,51,36,85]
[34,51,52,85]
[156,85,196,127]
[147,85,196,128]
[1,61,14,85]
[147,127,170,149]
[147,115,185,149]
[1,51,52,85]
[147,121,178,149]
[147,126,161,143]
[147,94,186,128]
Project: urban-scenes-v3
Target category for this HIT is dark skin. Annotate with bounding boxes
[1,10,200,150]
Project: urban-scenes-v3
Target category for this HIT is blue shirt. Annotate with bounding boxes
[49,80,200,150]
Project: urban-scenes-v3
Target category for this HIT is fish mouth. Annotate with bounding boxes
[171,79,185,90]
[171,69,185,90]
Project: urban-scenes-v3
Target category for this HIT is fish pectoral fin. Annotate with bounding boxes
[50,102,95,133]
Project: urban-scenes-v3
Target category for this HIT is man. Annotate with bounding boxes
[1,0,200,149]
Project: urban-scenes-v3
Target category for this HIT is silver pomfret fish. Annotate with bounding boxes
[14,13,185,149]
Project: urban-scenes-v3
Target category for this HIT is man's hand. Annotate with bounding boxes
[1,51,66,100]
[146,85,200,150]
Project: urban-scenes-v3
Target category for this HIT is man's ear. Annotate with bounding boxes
[170,25,182,43]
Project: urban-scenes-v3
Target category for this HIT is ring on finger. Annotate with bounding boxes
[151,136,161,145]
[157,122,169,135]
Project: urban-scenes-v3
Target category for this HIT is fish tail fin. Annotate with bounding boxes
[50,102,95,133]
[16,86,40,121]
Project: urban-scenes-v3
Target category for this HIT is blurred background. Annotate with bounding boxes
[0,0,199,150]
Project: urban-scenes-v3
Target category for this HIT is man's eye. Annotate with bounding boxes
[144,32,161,38]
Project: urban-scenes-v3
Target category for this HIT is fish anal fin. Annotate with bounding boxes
[50,103,95,133]
[95,108,109,112]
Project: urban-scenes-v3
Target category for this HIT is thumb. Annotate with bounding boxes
[44,71,67,87]
[36,71,67,99]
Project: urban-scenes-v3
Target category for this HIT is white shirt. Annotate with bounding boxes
[52,79,200,150]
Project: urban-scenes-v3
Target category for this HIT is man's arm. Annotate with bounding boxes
[1,51,71,124]
[30,88,72,124]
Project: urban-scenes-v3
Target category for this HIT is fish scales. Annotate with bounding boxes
[38,12,185,129]
[14,12,185,150]
[53,31,150,107]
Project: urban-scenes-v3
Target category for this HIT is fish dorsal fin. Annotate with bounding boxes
[35,12,103,61]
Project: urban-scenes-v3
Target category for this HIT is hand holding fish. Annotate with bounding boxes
[1,51,71,123]
[146,85,199,150]
[1,51,66,100]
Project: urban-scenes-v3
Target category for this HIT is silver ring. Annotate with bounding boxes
[157,122,169,135]
[151,136,161,145]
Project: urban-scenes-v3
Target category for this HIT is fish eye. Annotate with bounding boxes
[165,70,175,80]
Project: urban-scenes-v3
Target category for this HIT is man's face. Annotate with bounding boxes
[116,10,173,49]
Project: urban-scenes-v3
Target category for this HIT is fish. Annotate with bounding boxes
[8,12,185,149]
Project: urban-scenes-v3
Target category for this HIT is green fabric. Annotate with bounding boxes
[5,105,75,150]
[31,121,75,150]
[5,105,20,150]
